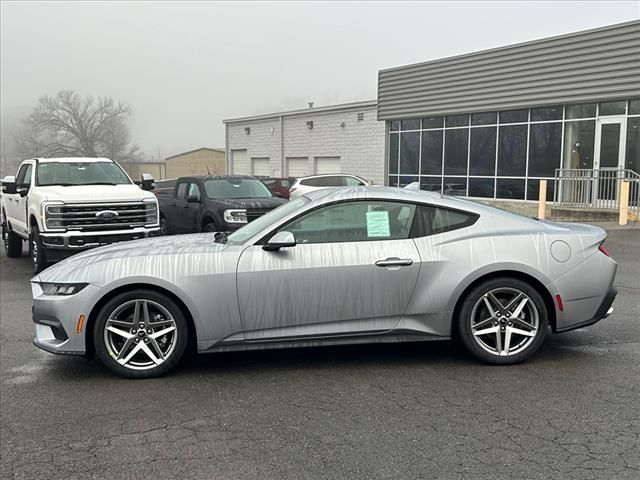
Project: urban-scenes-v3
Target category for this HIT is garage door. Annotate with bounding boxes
[251,158,271,177]
[287,157,311,177]
[315,156,341,175]
[231,150,250,175]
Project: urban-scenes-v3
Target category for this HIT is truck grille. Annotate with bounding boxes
[245,208,275,223]
[45,202,157,231]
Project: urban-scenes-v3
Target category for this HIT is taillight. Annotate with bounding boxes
[289,187,297,193]
[599,242,610,257]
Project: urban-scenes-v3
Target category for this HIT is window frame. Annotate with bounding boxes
[257,198,479,245]
[16,163,34,188]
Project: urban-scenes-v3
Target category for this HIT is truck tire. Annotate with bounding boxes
[29,224,49,274]
[203,220,218,233]
[2,220,23,257]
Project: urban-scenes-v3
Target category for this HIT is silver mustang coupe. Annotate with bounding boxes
[31,187,617,378]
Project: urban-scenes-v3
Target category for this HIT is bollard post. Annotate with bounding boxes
[538,179,547,220]
[619,180,629,226]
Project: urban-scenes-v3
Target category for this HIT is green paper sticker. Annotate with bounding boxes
[366,211,390,237]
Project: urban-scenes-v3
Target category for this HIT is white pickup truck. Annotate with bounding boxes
[1,157,160,273]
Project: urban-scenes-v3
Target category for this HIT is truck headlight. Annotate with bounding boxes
[42,201,66,231]
[38,282,89,296]
[224,209,247,224]
[143,198,159,226]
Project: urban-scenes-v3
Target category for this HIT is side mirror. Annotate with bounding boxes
[262,231,296,251]
[186,194,200,203]
[1,176,17,195]
[140,173,155,191]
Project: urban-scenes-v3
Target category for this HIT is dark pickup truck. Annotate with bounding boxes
[156,175,287,234]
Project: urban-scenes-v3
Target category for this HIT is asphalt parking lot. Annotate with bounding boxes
[1,227,639,480]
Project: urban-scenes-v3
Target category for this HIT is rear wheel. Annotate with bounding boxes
[93,289,189,378]
[2,218,23,257]
[457,277,548,364]
[29,224,48,273]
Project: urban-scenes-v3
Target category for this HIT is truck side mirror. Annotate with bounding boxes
[140,173,155,191]
[1,176,17,195]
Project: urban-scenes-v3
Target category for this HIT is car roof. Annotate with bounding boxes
[296,173,364,180]
[178,175,257,181]
[303,186,538,222]
[30,157,114,163]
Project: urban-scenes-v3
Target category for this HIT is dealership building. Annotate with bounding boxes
[225,20,639,200]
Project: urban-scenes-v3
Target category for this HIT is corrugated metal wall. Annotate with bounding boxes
[378,21,640,120]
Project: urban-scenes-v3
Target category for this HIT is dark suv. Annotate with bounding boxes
[156,175,286,234]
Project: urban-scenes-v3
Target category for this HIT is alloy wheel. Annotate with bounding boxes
[470,287,539,357]
[103,299,178,370]
[31,237,38,270]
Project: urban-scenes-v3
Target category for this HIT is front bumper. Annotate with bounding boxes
[31,282,101,356]
[556,287,617,333]
[40,226,160,251]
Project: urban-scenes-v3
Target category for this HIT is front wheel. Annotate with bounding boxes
[29,224,48,273]
[93,289,189,378]
[203,221,218,233]
[457,278,548,364]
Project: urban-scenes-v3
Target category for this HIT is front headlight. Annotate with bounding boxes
[39,282,89,296]
[224,209,247,224]
[42,201,66,231]
[143,198,159,226]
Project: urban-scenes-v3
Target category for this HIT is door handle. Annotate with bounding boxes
[375,257,413,267]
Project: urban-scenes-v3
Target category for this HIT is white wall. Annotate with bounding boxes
[226,106,385,184]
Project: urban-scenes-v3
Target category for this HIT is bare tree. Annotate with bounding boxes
[16,91,143,162]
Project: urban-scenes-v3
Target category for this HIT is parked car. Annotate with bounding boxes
[1,157,159,273]
[289,174,368,199]
[31,186,616,378]
[156,175,286,235]
[260,177,295,199]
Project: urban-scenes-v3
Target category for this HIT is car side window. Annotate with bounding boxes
[176,183,188,199]
[300,177,320,187]
[344,176,364,186]
[188,183,201,201]
[280,201,416,244]
[410,205,478,237]
[16,164,33,188]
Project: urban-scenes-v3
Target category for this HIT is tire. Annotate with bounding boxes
[457,277,548,365]
[159,215,171,235]
[2,218,23,258]
[203,220,218,233]
[29,224,48,273]
[93,289,189,378]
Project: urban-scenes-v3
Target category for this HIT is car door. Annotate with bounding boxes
[236,200,421,340]
[169,182,189,233]
[12,162,33,236]
[183,182,203,232]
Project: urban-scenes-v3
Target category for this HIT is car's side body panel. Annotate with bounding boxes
[236,239,421,340]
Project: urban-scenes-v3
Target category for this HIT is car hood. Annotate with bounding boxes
[208,197,287,209]
[36,184,155,203]
[33,233,242,284]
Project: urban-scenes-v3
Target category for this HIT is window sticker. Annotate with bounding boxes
[366,211,390,238]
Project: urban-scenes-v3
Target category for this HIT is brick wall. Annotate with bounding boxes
[226,105,385,184]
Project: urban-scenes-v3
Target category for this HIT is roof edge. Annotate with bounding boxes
[223,100,377,124]
[165,147,225,160]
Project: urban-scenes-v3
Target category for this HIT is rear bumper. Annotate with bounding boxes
[556,287,617,333]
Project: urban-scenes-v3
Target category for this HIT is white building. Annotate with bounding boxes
[223,100,385,184]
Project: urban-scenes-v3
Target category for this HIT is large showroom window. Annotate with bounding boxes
[388,99,640,200]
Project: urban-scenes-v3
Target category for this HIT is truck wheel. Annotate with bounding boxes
[2,220,23,257]
[29,224,49,274]
[159,215,171,235]
[203,221,218,233]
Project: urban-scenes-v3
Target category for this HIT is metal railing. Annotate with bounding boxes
[554,168,640,219]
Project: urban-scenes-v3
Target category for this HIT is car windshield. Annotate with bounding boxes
[205,178,273,199]
[37,162,131,186]
[227,197,309,245]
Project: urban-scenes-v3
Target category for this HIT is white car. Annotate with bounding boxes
[288,174,368,200]
[1,157,160,273]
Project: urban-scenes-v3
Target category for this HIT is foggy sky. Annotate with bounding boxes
[2,1,639,160]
